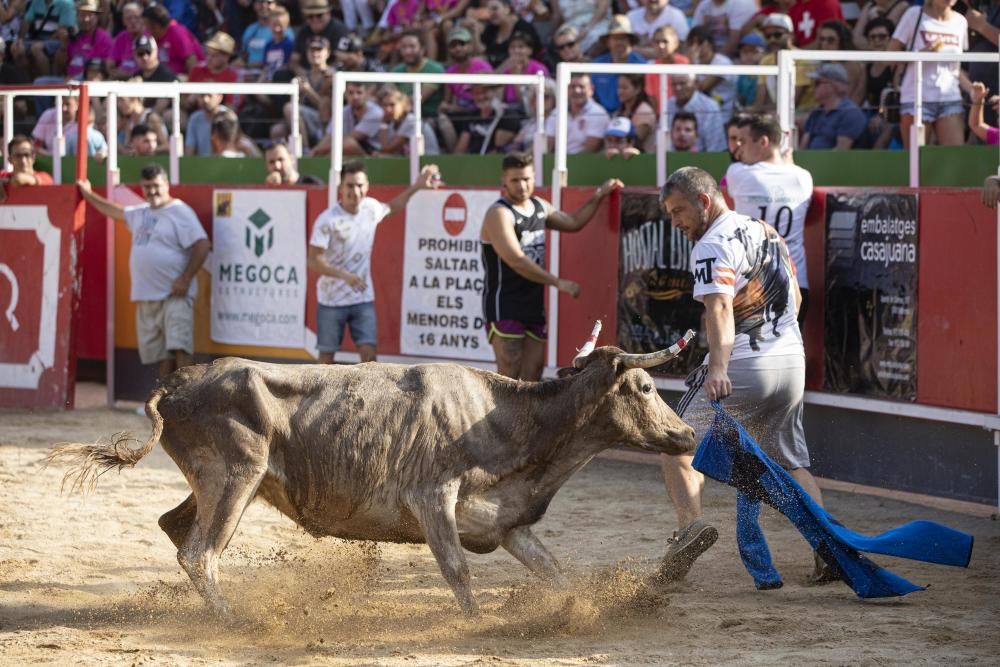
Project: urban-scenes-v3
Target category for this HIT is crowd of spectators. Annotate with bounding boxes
[0,0,997,163]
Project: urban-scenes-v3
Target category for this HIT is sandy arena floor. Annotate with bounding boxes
[1,403,998,666]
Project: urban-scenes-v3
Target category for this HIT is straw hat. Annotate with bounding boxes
[601,15,639,46]
[204,31,236,57]
[301,0,331,16]
[77,0,100,12]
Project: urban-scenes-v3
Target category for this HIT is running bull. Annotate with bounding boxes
[48,328,695,615]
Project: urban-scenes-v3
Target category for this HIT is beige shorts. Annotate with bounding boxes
[136,296,194,364]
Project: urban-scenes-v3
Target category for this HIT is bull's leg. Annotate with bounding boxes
[411,486,478,615]
[178,465,266,615]
[502,525,570,588]
[158,493,197,548]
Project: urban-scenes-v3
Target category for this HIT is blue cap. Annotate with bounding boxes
[740,32,766,48]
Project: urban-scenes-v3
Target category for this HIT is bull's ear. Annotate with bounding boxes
[556,367,582,378]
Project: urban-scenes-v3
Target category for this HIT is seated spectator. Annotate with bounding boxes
[439,27,492,116]
[480,0,541,69]
[454,84,520,154]
[211,113,246,157]
[751,13,816,114]
[261,5,294,81]
[668,73,726,151]
[240,0,279,74]
[134,36,177,115]
[376,87,441,156]
[554,0,612,55]
[498,31,548,108]
[309,82,383,156]
[32,94,78,155]
[816,20,865,105]
[291,0,349,78]
[968,82,999,145]
[294,36,334,148]
[800,63,868,149]
[629,0,689,58]
[390,30,446,118]
[591,16,648,114]
[644,25,690,104]
[334,33,384,72]
[110,2,145,80]
[14,0,76,77]
[0,134,53,203]
[189,32,238,86]
[686,25,737,115]
[63,0,112,80]
[861,17,897,149]
[341,0,376,36]
[614,73,657,153]
[64,105,108,160]
[604,116,640,159]
[549,25,586,69]
[185,93,228,156]
[0,36,30,127]
[692,0,758,57]
[852,0,910,50]
[670,111,700,151]
[736,32,765,109]
[142,2,203,76]
[789,0,843,47]
[423,0,473,63]
[129,123,159,156]
[545,72,609,153]
[510,76,556,153]
[117,87,167,154]
[264,141,324,184]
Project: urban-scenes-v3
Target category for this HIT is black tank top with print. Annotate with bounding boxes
[481,196,548,325]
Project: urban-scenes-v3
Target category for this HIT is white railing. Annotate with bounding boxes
[328,71,548,207]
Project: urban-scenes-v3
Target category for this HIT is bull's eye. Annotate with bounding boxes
[641,383,653,394]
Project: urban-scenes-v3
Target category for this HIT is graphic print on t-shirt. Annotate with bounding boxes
[728,223,793,349]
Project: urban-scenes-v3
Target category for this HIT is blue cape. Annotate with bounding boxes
[691,403,974,598]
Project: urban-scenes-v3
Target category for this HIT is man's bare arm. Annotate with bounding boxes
[702,292,736,401]
[545,178,623,232]
[482,206,579,297]
[77,179,127,221]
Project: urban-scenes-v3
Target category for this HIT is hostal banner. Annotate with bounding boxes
[401,189,494,361]
[211,189,306,347]
[617,192,704,376]
[824,192,918,400]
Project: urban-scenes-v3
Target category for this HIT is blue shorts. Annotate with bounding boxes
[901,100,964,122]
[317,301,377,352]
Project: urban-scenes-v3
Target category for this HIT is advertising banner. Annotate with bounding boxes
[617,192,704,376]
[211,189,307,347]
[400,189,495,361]
[824,192,918,400]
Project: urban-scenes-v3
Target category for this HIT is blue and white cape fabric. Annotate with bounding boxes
[691,403,974,598]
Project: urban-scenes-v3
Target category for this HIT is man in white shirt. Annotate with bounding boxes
[658,166,832,585]
[308,161,441,364]
[685,25,737,116]
[668,74,727,152]
[77,163,210,380]
[309,82,383,156]
[545,72,609,154]
[724,113,813,325]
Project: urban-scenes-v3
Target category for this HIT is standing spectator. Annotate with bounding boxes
[63,0,112,79]
[686,25,737,115]
[691,0,759,57]
[815,20,864,105]
[671,111,700,151]
[14,0,76,77]
[390,30,446,117]
[888,0,969,148]
[110,2,145,80]
[77,165,210,381]
[497,31,549,108]
[454,84,520,154]
[968,82,999,145]
[644,25,691,104]
[668,73,726,152]
[290,0,349,77]
[629,0,689,55]
[210,113,246,157]
[188,32,239,87]
[239,0,277,73]
[591,15,648,114]
[545,72,609,153]
[0,134,52,203]
[135,35,178,115]
[264,141,323,185]
[800,63,868,149]
[852,0,909,49]
[480,0,540,69]
[376,87,441,156]
[142,3,204,76]
[308,162,441,364]
[310,82,384,156]
[129,123,159,156]
[789,0,843,46]
[439,27,493,115]
[549,0,611,54]
[261,4,293,81]
[614,73,657,153]
[735,31,765,109]
[604,116,641,158]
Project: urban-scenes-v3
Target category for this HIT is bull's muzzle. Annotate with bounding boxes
[657,425,697,456]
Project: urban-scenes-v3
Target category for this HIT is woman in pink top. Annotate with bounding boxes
[498,31,549,106]
[143,3,204,75]
[969,82,1000,145]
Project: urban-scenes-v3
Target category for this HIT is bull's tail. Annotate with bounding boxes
[45,385,168,493]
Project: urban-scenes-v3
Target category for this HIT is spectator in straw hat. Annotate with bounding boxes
[591,15,648,113]
[290,0,349,77]
[188,32,238,86]
[142,2,203,75]
[63,0,112,79]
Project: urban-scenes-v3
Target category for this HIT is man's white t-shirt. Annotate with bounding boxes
[724,160,814,288]
[627,5,690,42]
[691,210,803,362]
[309,197,391,307]
[692,0,759,50]
[123,199,207,302]
[545,98,609,154]
[703,52,737,114]
[893,6,968,104]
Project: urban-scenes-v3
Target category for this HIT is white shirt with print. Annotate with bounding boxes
[124,200,207,302]
[544,98,609,154]
[893,6,968,104]
[627,5,690,42]
[691,210,803,363]
[693,0,759,50]
[309,197,391,307]
[724,160,814,288]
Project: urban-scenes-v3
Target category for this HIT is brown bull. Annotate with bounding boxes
[49,342,695,615]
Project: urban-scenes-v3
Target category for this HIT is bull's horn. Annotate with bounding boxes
[619,329,696,369]
[572,320,603,368]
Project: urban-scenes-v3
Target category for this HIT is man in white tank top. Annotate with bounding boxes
[724,113,814,325]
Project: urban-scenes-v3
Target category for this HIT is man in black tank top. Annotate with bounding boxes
[479,152,622,380]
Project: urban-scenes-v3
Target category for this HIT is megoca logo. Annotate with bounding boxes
[245,208,273,258]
